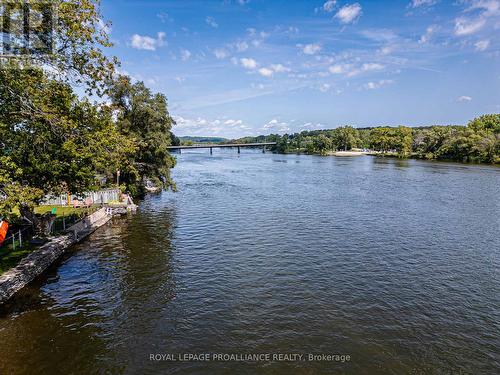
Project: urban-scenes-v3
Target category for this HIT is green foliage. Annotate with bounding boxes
[230,115,499,163]
[0,68,134,219]
[368,126,412,156]
[0,1,176,223]
[107,75,177,196]
[180,136,226,143]
[313,134,332,155]
[467,114,500,133]
[412,115,499,163]
[331,126,360,151]
[4,0,118,96]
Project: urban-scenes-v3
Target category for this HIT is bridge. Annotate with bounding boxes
[166,142,277,154]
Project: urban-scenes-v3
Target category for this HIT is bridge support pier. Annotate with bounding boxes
[237,146,241,154]
[262,146,266,153]
[210,147,213,155]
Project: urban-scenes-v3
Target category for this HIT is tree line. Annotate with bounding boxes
[0,0,176,221]
[232,115,500,164]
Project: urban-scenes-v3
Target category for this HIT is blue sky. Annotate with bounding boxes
[101,0,500,137]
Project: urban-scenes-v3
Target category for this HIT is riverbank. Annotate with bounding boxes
[327,150,367,156]
[277,149,499,165]
[0,208,114,304]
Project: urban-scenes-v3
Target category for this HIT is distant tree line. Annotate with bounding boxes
[232,114,500,164]
[179,136,226,145]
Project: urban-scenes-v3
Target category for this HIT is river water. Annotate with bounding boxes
[0,150,499,374]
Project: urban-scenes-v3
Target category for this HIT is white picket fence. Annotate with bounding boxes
[41,189,120,206]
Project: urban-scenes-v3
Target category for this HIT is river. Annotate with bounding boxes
[0,150,499,374]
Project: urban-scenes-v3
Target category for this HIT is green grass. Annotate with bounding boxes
[34,205,97,217]
[10,205,99,218]
[0,242,37,275]
[1,205,101,275]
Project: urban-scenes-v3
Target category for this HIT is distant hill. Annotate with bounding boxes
[179,136,227,143]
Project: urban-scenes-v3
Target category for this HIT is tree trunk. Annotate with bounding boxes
[19,204,55,237]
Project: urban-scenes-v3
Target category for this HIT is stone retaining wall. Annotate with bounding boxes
[0,208,112,304]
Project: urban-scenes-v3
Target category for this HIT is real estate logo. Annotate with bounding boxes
[0,0,56,58]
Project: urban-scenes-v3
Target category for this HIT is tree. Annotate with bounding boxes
[414,126,452,159]
[313,134,332,155]
[369,126,412,156]
[0,0,126,229]
[107,75,176,196]
[0,68,134,223]
[369,127,393,152]
[394,126,413,156]
[467,114,500,134]
[331,126,360,151]
[275,135,289,153]
[3,0,117,96]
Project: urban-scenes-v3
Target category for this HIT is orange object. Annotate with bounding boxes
[0,220,8,246]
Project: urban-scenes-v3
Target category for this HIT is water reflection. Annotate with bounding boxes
[0,151,499,374]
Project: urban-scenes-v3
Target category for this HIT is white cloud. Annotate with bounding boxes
[410,0,438,8]
[173,115,251,136]
[251,39,261,48]
[360,29,398,42]
[378,46,394,55]
[181,49,192,61]
[454,17,486,35]
[251,83,266,90]
[224,119,243,126]
[329,64,350,74]
[302,43,322,55]
[301,122,324,129]
[130,32,166,51]
[240,57,259,69]
[361,63,384,71]
[335,3,362,24]
[258,67,274,77]
[270,64,291,73]
[328,62,383,77]
[453,1,500,37]
[323,0,337,12]
[257,64,291,77]
[419,26,435,43]
[363,79,394,90]
[206,16,218,28]
[214,48,229,59]
[240,58,258,69]
[319,83,331,92]
[474,39,490,51]
[466,0,500,16]
[263,119,290,133]
[236,41,249,52]
[157,12,171,23]
[457,95,472,102]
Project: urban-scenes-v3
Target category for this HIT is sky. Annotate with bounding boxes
[101,0,500,138]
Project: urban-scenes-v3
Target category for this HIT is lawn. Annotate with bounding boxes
[34,205,98,217]
[1,205,100,275]
[0,244,37,275]
[9,205,100,218]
